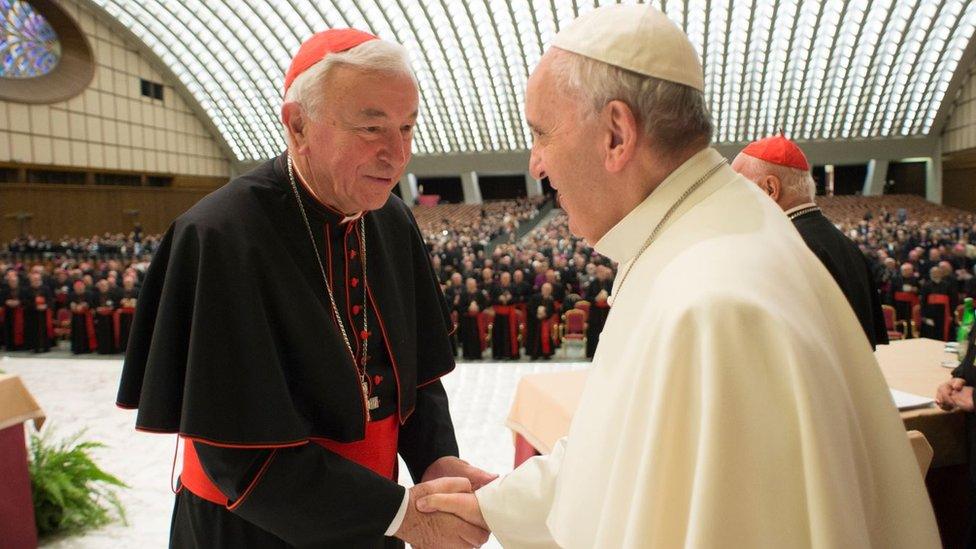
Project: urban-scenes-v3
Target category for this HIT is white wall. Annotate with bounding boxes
[0,0,231,178]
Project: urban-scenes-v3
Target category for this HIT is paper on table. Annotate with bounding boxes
[889,388,934,411]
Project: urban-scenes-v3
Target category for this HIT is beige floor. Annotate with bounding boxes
[2,353,587,548]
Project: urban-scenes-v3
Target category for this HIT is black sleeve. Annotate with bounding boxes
[194,442,405,546]
[862,255,889,347]
[397,379,459,483]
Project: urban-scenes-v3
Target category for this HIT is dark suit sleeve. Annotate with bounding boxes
[397,379,459,483]
[194,442,405,546]
[953,326,976,385]
[862,255,889,347]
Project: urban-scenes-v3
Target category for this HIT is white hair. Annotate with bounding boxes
[283,39,415,116]
[547,48,713,154]
[736,154,816,202]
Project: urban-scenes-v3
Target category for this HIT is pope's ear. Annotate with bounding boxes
[282,102,309,154]
[602,100,638,173]
[764,175,782,202]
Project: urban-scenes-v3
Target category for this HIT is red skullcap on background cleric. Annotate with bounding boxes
[283,28,378,94]
[740,135,810,171]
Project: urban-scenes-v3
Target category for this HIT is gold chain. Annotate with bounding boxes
[611,159,728,303]
[788,205,821,221]
[286,154,371,419]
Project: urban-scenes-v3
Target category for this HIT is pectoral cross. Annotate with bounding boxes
[359,355,380,416]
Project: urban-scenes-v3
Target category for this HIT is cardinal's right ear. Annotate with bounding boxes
[282,102,308,154]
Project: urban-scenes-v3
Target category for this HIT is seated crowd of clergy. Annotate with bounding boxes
[4,190,976,361]
[0,261,143,355]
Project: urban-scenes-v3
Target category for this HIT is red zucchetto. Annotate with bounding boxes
[284,28,378,94]
[740,135,810,171]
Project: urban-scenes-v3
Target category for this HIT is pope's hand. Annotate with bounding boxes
[394,477,489,548]
[417,490,488,531]
[422,456,498,490]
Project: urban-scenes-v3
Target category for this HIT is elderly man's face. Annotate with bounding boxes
[525,52,605,242]
[293,65,418,214]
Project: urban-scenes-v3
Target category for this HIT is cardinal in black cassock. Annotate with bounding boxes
[2,273,27,351]
[584,266,613,358]
[23,274,54,353]
[732,135,888,350]
[526,283,557,360]
[116,277,139,353]
[117,29,492,549]
[93,279,119,354]
[69,280,96,354]
[454,279,488,360]
[490,271,520,360]
[788,207,889,348]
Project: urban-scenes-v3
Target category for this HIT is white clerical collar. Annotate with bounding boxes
[783,202,818,217]
[339,211,364,224]
[594,147,726,264]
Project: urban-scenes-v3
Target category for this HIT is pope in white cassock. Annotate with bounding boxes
[418,4,941,548]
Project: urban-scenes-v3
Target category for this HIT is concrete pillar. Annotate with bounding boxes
[862,159,889,196]
[461,171,482,205]
[525,173,543,197]
[398,173,419,204]
[926,143,943,204]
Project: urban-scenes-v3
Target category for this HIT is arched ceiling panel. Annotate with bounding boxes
[87,0,976,162]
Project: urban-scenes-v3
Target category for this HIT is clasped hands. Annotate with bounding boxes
[395,456,495,548]
[935,377,974,412]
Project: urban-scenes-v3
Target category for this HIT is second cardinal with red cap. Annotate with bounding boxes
[118,29,493,548]
[731,135,889,350]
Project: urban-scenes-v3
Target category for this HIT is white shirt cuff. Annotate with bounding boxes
[385,487,410,537]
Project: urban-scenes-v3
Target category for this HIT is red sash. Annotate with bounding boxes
[113,307,135,349]
[74,310,97,350]
[541,317,552,355]
[7,307,25,346]
[472,311,488,351]
[493,305,519,356]
[180,415,399,507]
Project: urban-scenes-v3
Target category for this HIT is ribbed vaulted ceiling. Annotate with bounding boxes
[88,0,976,161]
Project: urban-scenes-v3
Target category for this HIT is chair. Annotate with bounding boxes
[478,311,493,351]
[54,308,72,340]
[893,291,920,329]
[881,305,905,340]
[574,300,591,317]
[515,308,527,347]
[561,308,587,346]
[907,430,933,476]
[911,304,922,339]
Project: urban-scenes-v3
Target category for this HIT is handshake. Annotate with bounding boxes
[394,457,497,548]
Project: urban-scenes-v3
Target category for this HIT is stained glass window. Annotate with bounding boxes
[1,0,61,79]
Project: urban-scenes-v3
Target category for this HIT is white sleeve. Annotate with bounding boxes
[475,437,567,548]
[384,487,410,537]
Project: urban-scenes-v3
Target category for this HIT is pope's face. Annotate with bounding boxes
[295,65,418,214]
[525,51,605,243]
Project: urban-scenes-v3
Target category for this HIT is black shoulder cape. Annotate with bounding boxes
[117,154,455,445]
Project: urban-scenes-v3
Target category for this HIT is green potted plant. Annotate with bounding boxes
[28,429,127,540]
